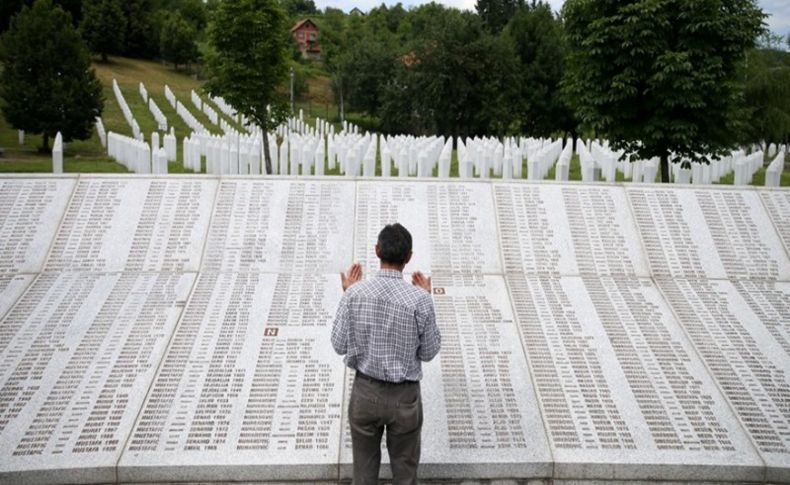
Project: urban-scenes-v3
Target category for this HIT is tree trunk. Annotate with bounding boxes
[40,132,50,153]
[339,82,345,123]
[262,124,273,175]
[101,51,108,63]
[660,153,670,183]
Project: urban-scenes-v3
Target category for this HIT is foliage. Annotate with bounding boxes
[122,0,161,59]
[281,0,317,17]
[80,0,126,62]
[0,0,103,151]
[742,46,790,146]
[160,11,199,69]
[562,0,765,182]
[475,0,519,33]
[1,0,81,33]
[506,1,575,138]
[205,0,290,173]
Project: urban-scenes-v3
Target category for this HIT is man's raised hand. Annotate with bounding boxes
[340,263,363,291]
[412,271,431,293]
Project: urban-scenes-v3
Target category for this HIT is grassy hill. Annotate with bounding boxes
[0,56,786,186]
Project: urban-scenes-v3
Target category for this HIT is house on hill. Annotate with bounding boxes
[350,7,365,16]
[291,19,321,59]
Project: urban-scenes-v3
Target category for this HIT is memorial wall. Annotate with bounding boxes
[0,174,787,484]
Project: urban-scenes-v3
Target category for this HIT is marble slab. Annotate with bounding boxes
[493,183,649,277]
[118,273,346,483]
[657,278,790,482]
[627,186,790,280]
[338,274,552,480]
[506,274,764,482]
[0,274,34,322]
[44,177,217,272]
[354,181,502,276]
[201,179,355,273]
[0,272,195,485]
[759,189,790,264]
[0,178,76,274]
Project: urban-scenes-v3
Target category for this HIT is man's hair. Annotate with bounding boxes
[377,223,412,266]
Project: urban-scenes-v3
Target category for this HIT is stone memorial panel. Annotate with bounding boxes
[759,190,790,263]
[0,272,195,484]
[44,177,216,272]
[493,183,649,277]
[0,274,34,322]
[201,179,355,273]
[338,275,552,480]
[119,272,345,482]
[657,279,790,481]
[627,187,790,280]
[354,181,501,276]
[0,177,76,274]
[506,274,762,481]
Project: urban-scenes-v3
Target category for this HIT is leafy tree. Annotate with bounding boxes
[123,0,161,58]
[742,46,790,147]
[563,0,765,182]
[475,0,518,33]
[0,0,103,151]
[281,0,317,17]
[506,1,575,138]
[160,11,199,69]
[79,0,125,62]
[2,0,81,33]
[205,0,289,174]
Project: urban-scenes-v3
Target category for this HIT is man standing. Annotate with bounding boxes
[331,223,441,485]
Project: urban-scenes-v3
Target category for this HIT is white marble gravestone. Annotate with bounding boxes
[200,179,355,274]
[338,275,552,480]
[506,274,764,481]
[657,279,790,482]
[119,273,345,483]
[0,177,76,274]
[0,272,195,484]
[493,183,649,277]
[627,186,790,280]
[44,177,216,272]
[353,181,502,276]
[0,175,787,484]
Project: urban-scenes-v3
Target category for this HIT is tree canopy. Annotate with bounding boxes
[80,0,126,62]
[160,10,199,69]
[205,0,290,173]
[563,0,765,182]
[0,0,103,151]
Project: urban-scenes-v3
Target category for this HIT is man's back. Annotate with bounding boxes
[331,269,440,383]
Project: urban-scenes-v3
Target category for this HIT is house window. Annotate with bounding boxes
[298,32,304,39]
[309,32,316,40]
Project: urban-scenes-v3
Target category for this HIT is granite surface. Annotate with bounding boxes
[0,175,786,484]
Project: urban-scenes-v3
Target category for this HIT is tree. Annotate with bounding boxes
[205,0,289,174]
[2,0,81,33]
[123,0,160,58]
[742,46,790,147]
[475,0,518,33]
[160,11,199,69]
[563,0,765,182]
[506,1,575,138]
[0,0,103,152]
[79,0,125,62]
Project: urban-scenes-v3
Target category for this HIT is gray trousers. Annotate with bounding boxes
[349,372,423,485]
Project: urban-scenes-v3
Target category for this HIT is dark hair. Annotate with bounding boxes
[377,223,412,266]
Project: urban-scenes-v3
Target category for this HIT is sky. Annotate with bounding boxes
[315,0,790,41]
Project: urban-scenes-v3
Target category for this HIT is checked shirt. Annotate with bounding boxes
[331,269,441,383]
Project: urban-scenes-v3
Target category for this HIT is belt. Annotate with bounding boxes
[355,370,418,386]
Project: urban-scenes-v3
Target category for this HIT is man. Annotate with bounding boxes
[331,223,441,485]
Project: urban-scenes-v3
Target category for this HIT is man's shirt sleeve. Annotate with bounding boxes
[331,292,349,355]
[416,293,441,361]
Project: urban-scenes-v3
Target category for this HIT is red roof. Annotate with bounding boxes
[290,19,318,33]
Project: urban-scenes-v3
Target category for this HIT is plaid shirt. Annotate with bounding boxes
[331,269,441,382]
